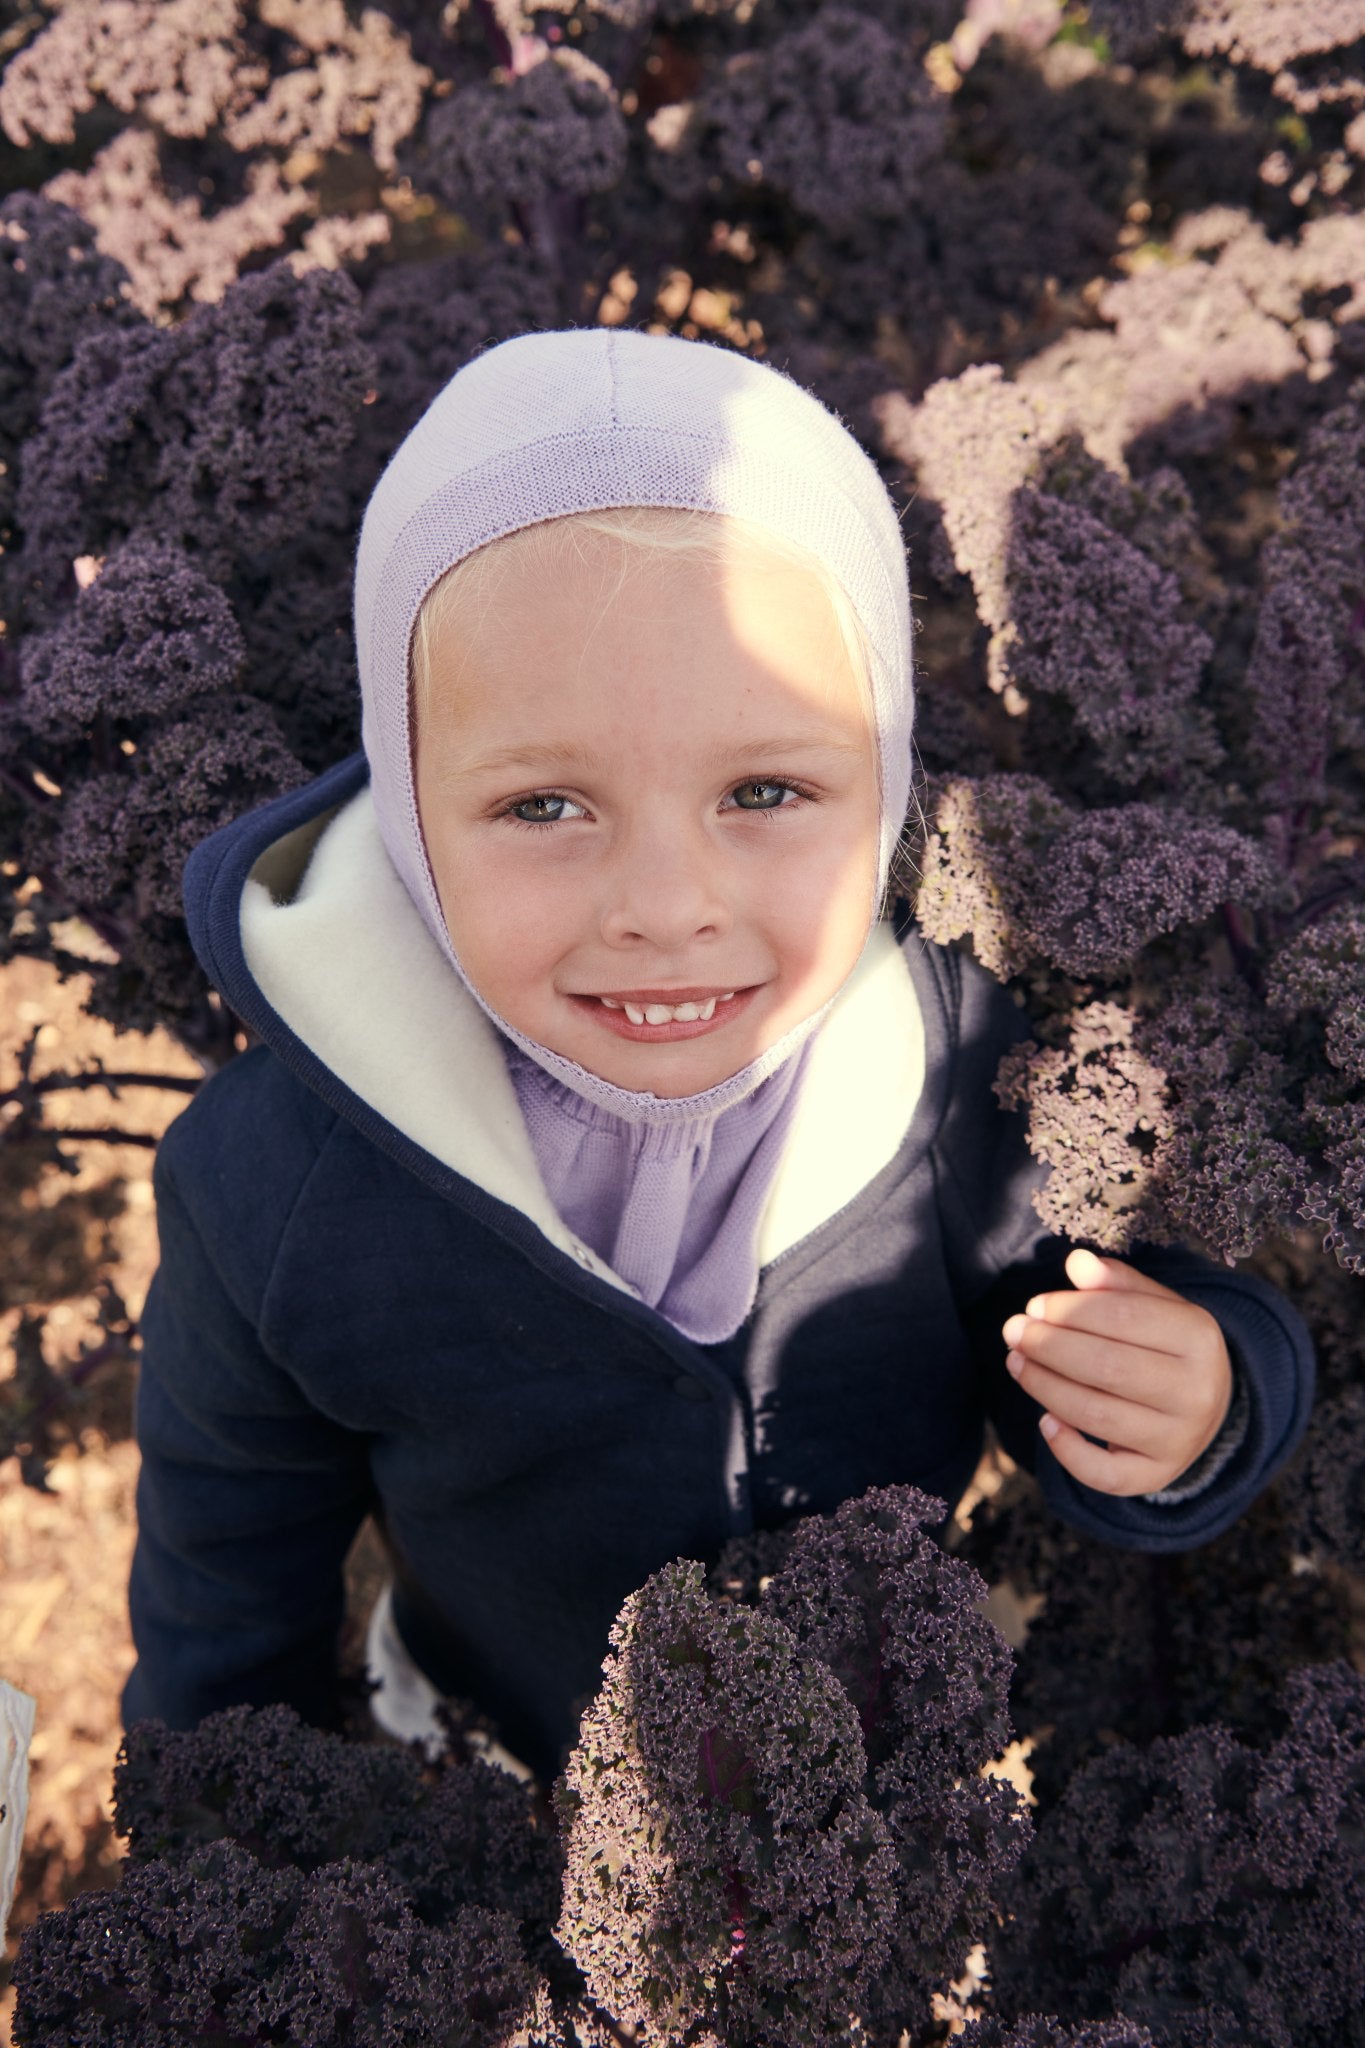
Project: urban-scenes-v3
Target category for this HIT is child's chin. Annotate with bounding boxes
[567,1031,753,1097]
[586,1047,742,1096]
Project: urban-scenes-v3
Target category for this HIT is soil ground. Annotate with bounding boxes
[0,951,216,2040]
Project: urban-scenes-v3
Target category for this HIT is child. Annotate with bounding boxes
[124,328,1314,1780]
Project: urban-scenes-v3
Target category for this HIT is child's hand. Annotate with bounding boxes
[1001,1247,1233,1497]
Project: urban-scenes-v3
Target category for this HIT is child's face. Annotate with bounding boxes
[413,528,880,1098]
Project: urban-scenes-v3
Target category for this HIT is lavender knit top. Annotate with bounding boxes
[505,1037,816,1343]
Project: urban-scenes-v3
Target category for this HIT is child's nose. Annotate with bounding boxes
[598,825,732,950]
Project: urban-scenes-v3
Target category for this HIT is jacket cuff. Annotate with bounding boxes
[1142,1361,1251,1505]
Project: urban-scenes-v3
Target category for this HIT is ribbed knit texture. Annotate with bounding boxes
[353,326,916,1336]
[505,1038,815,1342]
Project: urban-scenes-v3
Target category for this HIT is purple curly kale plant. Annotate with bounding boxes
[11,1841,542,2048]
[0,0,263,151]
[1280,1381,1365,1575]
[16,1481,1364,2045]
[555,1556,904,2048]
[959,2024,1157,2048]
[17,538,245,742]
[15,258,372,608]
[422,48,630,218]
[883,355,1365,1272]
[0,0,434,317]
[915,774,1281,982]
[754,1486,1031,2037]
[758,1486,1016,1783]
[13,1491,1032,2044]
[960,1471,1353,1808]
[684,6,948,233]
[890,377,1230,796]
[992,997,1187,1248]
[222,1,433,173]
[1090,0,1365,120]
[0,236,373,1041]
[1024,891,1365,1270]
[0,194,142,539]
[44,128,311,320]
[556,1486,1030,2047]
[12,1702,567,2045]
[111,1702,562,1939]
[1002,485,1220,791]
[1248,384,1365,846]
[989,1662,1365,2048]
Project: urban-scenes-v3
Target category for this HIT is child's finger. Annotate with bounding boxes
[1005,1349,1187,1463]
[1006,1286,1199,1361]
[1035,1413,1176,1497]
[1001,1316,1192,1414]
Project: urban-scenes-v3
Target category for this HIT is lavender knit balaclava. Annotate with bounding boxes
[355,326,914,1124]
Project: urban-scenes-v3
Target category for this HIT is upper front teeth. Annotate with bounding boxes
[599,992,736,1025]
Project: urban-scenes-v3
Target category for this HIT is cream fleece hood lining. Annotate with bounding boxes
[241,787,926,1297]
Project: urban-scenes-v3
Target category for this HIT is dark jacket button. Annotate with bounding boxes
[672,1375,710,1401]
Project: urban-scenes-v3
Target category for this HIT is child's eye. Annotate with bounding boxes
[726,779,807,812]
[500,781,811,827]
[503,792,586,828]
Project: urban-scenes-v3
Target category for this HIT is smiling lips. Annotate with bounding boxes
[573,986,749,1032]
[595,989,738,1026]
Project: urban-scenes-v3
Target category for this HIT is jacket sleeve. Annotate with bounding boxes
[123,1067,375,1732]
[932,942,1316,1553]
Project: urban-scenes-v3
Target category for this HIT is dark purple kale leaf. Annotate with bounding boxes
[759,1484,1014,1785]
[961,1472,1353,1809]
[11,1837,541,2048]
[914,773,1280,983]
[1281,1382,1365,1575]
[42,701,306,1031]
[1030,804,1282,980]
[993,996,1185,1252]
[990,1662,1365,2048]
[1248,381,1365,820]
[356,243,563,459]
[555,1556,901,2048]
[755,1487,1031,2032]
[699,7,948,232]
[113,1703,560,1939]
[0,0,262,149]
[16,261,373,615]
[1090,0,1365,114]
[913,772,1076,982]
[0,194,141,547]
[43,127,311,323]
[1004,485,1220,792]
[420,49,628,224]
[959,2022,1158,2048]
[16,539,244,744]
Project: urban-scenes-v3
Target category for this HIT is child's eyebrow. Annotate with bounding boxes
[460,730,869,779]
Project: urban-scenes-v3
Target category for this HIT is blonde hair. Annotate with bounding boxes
[409,504,876,734]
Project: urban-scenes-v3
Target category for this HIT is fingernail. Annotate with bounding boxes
[1005,1350,1024,1378]
[1002,1315,1025,1344]
[1039,1414,1059,1441]
[1025,1297,1045,1318]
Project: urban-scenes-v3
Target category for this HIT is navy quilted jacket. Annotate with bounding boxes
[123,754,1316,1778]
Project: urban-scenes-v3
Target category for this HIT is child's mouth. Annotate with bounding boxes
[570,985,758,1042]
